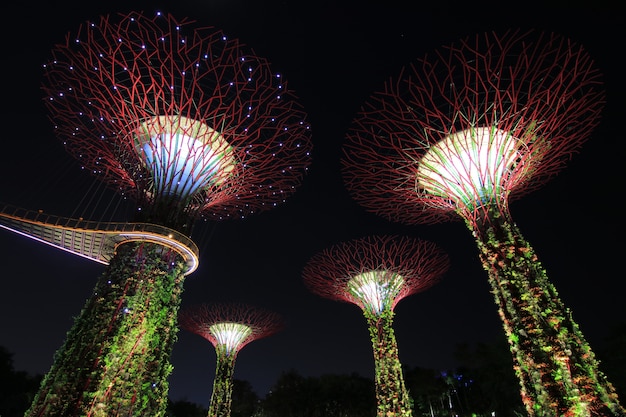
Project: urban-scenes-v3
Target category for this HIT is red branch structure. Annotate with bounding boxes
[25,11,310,417]
[42,11,312,233]
[303,235,449,417]
[342,29,602,227]
[341,29,624,416]
[179,303,284,417]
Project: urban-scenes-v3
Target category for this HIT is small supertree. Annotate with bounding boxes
[302,235,449,417]
[26,11,311,417]
[341,29,624,416]
[179,302,284,417]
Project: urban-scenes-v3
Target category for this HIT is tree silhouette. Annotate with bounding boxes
[230,379,260,417]
[403,366,449,416]
[260,370,376,417]
[453,338,526,416]
[166,398,206,417]
[259,370,315,416]
[0,346,42,417]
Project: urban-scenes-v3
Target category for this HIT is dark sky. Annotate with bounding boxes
[1,0,624,408]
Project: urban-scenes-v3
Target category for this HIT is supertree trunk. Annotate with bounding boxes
[469,206,625,417]
[365,309,413,417]
[207,352,237,417]
[303,236,447,416]
[26,242,187,417]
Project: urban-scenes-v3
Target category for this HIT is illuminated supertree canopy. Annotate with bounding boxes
[341,29,625,416]
[302,235,449,417]
[341,29,602,228]
[24,11,311,417]
[42,10,312,233]
[179,302,284,417]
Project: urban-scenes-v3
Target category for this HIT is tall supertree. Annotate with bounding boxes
[341,29,624,416]
[179,302,284,417]
[26,11,312,417]
[302,235,449,417]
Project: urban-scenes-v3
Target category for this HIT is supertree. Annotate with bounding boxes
[25,11,312,417]
[302,235,449,417]
[179,302,284,417]
[340,29,624,416]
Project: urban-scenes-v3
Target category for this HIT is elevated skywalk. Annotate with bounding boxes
[0,203,199,275]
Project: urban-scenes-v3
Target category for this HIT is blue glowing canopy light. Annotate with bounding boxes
[135,116,237,200]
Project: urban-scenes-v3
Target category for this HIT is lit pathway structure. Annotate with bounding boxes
[302,235,449,417]
[10,10,312,417]
[341,29,624,416]
[0,203,199,274]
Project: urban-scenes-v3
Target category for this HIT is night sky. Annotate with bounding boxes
[1,1,624,409]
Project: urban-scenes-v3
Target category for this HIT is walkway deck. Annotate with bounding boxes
[0,203,199,275]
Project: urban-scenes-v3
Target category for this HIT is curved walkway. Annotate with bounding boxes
[0,203,199,275]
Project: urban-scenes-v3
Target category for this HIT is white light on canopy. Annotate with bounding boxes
[135,116,237,198]
[348,270,404,314]
[209,322,252,354]
[416,127,520,206]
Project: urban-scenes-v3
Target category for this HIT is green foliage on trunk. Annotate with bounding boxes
[468,208,625,417]
[208,350,237,417]
[364,309,413,417]
[26,242,187,417]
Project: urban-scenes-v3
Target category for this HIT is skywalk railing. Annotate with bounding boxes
[0,202,199,275]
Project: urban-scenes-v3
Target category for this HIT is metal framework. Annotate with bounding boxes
[0,203,199,274]
[19,11,312,417]
[42,11,312,233]
[341,29,624,416]
[303,235,449,417]
[342,29,603,227]
[179,303,284,417]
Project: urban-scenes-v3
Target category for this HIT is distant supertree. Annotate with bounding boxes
[302,235,449,417]
[179,303,284,417]
[25,11,311,417]
[341,29,624,416]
